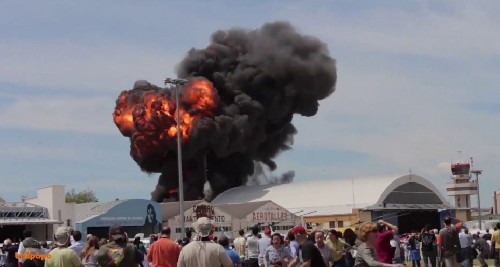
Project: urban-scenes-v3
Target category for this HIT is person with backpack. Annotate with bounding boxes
[421,225,437,267]
[97,225,144,267]
[437,216,463,267]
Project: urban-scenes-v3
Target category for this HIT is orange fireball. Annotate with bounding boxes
[113,77,218,142]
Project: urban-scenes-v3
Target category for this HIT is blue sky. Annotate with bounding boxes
[1,1,499,208]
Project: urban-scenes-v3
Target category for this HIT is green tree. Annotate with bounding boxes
[65,188,98,203]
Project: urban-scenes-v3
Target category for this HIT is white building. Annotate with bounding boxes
[212,174,462,233]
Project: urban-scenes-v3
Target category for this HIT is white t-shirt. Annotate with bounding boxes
[177,241,233,267]
[246,236,260,259]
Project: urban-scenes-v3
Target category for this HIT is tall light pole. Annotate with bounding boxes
[471,169,483,230]
[165,78,188,238]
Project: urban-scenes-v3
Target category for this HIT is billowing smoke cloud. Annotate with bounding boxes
[114,21,337,202]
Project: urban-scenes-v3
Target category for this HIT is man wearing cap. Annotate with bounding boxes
[147,227,180,267]
[289,225,326,267]
[258,228,272,267]
[44,226,83,267]
[97,225,144,267]
[177,217,233,267]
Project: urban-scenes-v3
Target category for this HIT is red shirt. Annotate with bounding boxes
[375,230,394,264]
[147,237,181,267]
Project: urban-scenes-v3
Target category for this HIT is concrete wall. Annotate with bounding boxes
[26,185,76,233]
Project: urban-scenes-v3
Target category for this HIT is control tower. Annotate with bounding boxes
[446,161,478,208]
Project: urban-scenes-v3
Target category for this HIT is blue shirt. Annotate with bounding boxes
[224,246,241,266]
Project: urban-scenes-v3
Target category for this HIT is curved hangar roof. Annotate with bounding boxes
[211,174,452,216]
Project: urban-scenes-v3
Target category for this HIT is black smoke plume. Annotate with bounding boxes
[114,21,337,202]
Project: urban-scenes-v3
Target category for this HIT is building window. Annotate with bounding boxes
[329,221,335,228]
[337,221,344,228]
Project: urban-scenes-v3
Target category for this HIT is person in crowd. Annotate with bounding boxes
[147,227,180,267]
[258,228,272,267]
[17,230,39,267]
[149,234,158,246]
[246,226,261,267]
[219,235,242,267]
[286,231,300,260]
[177,217,233,267]
[482,229,492,241]
[354,222,404,267]
[437,216,463,267]
[420,225,437,267]
[288,225,326,267]
[314,231,333,267]
[233,229,247,264]
[97,225,144,267]
[80,235,99,267]
[21,246,44,267]
[326,229,346,267]
[3,239,19,267]
[44,226,83,267]
[343,228,357,267]
[69,230,85,257]
[458,228,472,267]
[375,220,399,265]
[390,234,402,264]
[472,234,489,267]
[264,233,292,267]
[179,230,192,248]
[407,231,421,267]
[491,222,500,267]
[133,235,147,256]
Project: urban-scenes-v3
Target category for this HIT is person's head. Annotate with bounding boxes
[161,227,171,237]
[444,216,452,226]
[108,225,127,243]
[3,239,12,248]
[150,234,158,242]
[218,235,230,247]
[186,229,192,239]
[357,222,378,245]
[86,235,99,248]
[134,236,141,244]
[239,229,245,237]
[99,238,108,246]
[292,225,308,245]
[343,228,357,245]
[377,222,387,233]
[72,230,82,242]
[251,226,259,236]
[193,217,213,240]
[287,231,295,241]
[472,234,479,240]
[271,233,284,247]
[40,241,48,249]
[54,226,72,247]
[425,224,432,232]
[314,231,325,246]
[329,229,338,242]
[464,228,469,234]
[264,227,272,237]
[486,229,490,233]
[23,230,32,238]
[496,222,500,229]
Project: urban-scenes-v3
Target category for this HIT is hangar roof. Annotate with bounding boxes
[212,174,452,216]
